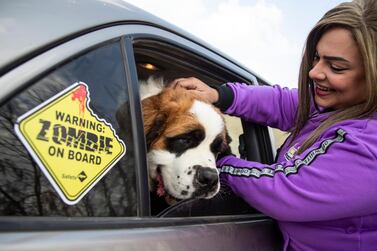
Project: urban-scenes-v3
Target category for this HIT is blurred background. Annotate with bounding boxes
[125,0,347,89]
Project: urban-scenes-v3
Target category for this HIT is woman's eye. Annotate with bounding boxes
[330,65,347,72]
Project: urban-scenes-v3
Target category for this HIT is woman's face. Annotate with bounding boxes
[309,27,367,110]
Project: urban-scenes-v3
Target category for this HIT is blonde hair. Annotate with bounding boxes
[291,0,377,153]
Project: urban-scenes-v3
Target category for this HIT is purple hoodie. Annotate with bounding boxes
[218,83,377,251]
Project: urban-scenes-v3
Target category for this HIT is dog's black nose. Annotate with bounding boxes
[196,167,219,188]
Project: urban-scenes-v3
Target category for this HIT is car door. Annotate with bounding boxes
[0,20,283,251]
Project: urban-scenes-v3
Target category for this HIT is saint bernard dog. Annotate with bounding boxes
[140,77,231,207]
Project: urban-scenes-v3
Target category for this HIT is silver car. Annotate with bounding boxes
[0,1,283,250]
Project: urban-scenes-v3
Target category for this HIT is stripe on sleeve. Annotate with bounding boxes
[219,129,346,178]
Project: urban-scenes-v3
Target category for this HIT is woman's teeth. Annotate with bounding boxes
[316,84,332,91]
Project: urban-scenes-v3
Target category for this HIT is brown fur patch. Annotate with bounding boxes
[142,86,208,150]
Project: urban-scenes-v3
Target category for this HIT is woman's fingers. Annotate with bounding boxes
[169,77,219,104]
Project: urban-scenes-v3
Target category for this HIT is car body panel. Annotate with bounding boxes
[0,219,281,251]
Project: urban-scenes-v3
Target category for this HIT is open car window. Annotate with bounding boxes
[133,39,272,217]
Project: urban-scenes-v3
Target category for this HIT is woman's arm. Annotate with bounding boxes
[175,77,299,131]
[224,83,298,131]
[218,127,377,222]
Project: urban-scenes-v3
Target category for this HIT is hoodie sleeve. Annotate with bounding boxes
[224,83,298,131]
[218,127,377,222]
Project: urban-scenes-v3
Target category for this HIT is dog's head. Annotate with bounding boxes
[142,85,231,204]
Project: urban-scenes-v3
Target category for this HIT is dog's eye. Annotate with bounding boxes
[169,129,204,146]
[173,137,191,145]
[166,129,205,156]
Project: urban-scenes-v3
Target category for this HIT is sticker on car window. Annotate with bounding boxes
[14,82,126,205]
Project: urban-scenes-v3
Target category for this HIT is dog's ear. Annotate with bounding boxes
[145,113,167,150]
[226,131,232,145]
[142,96,167,150]
[222,131,233,155]
[216,130,233,160]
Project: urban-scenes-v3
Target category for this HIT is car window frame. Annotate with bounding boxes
[127,35,276,215]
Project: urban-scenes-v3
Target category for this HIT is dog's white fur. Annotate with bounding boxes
[139,77,165,100]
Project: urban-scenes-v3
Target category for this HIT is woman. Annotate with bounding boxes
[175,0,377,250]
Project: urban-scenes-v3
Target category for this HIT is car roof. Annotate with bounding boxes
[0,0,270,85]
[0,0,210,73]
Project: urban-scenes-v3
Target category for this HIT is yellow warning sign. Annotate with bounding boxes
[15,82,126,205]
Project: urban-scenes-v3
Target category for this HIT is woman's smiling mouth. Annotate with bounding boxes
[314,82,335,97]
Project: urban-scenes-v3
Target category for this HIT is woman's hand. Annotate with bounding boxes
[171,77,219,104]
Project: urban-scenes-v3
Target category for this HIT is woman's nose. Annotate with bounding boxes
[309,62,326,81]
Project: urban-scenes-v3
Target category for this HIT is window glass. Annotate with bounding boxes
[0,41,137,216]
[272,128,289,149]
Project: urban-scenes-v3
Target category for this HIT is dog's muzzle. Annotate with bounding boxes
[193,165,219,196]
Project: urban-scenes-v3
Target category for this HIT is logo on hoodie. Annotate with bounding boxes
[284,144,300,161]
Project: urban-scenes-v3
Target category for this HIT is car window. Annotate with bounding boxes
[0,40,137,216]
[133,39,265,217]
